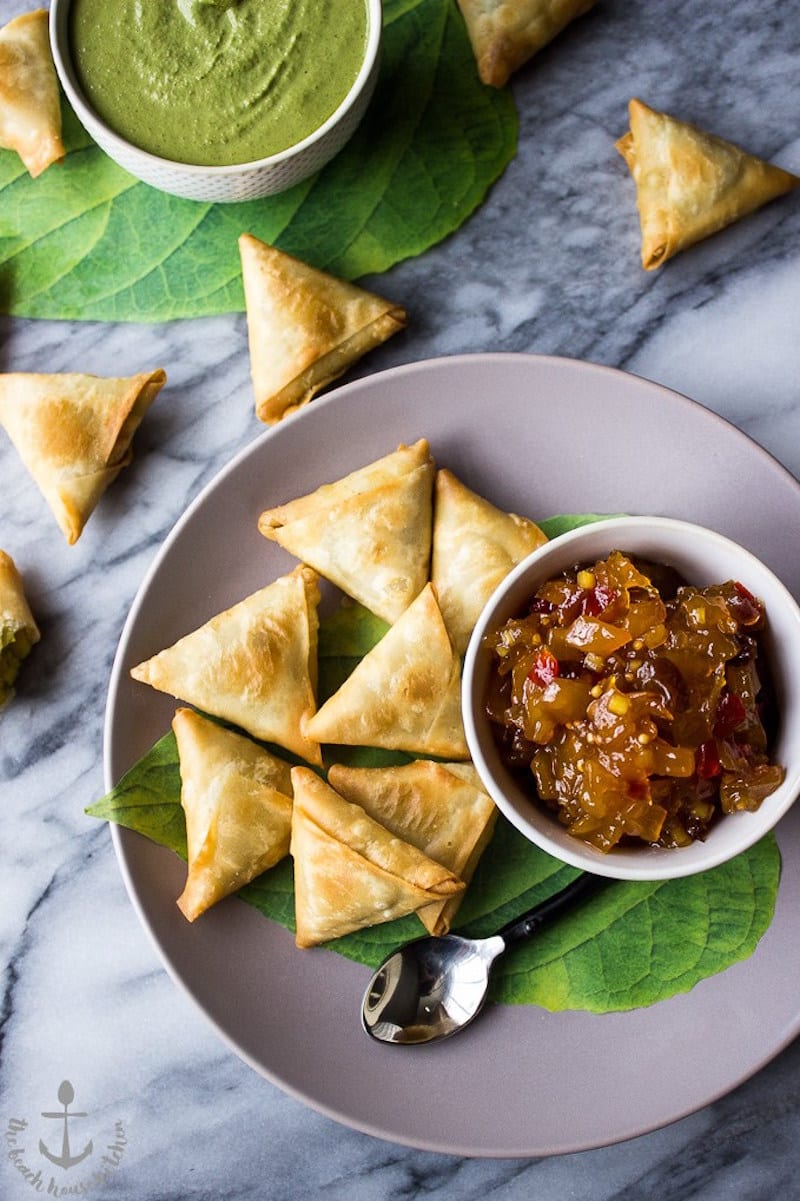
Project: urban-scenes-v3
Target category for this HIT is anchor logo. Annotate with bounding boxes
[39,1080,94,1169]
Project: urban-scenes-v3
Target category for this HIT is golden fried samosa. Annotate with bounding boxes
[0,369,166,544]
[304,583,468,759]
[328,760,497,935]
[290,766,464,947]
[0,10,64,177]
[131,566,323,765]
[456,0,597,88]
[432,468,547,655]
[173,708,293,922]
[239,233,407,424]
[258,439,434,624]
[616,98,800,270]
[0,549,40,708]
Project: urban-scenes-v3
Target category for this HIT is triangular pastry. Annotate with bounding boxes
[0,9,64,177]
[304,582,469,759]
[328,760,497,935]
[432,468,547,655]
[173,708,293,922]
[0,549,40,708]
[456,0,597,88]
[616,98,800,270]
[239,233,407,424]
[289,766,465,947]
[258,439,434,624]
[0,369,166,544]
[131,566,323,765]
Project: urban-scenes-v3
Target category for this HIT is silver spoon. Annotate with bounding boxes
[362,872,605,1044]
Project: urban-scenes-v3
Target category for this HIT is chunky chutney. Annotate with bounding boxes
[484,551,784,851]
[69,0,369,166]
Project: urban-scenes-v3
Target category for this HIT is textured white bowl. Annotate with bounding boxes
[49,0,381,202]
[463,516,800,881]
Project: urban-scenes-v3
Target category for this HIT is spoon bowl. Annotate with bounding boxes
[362,873,603,1045]
[363,933,505,1045]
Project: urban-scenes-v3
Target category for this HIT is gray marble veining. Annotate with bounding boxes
[2,0,800,1197]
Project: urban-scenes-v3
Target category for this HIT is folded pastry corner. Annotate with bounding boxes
[616,97,800,270]
[456,0,597,88]
[173,708,293,922]
[328,760,498,935]
[131,565,323,765]
[258,439,435,624]
[0,9,64,177]
[238,233,407,424]
[289,766,464,947]
[0,549,40,708]
[0,369,166,544]
[303,582,468,759]
[432,468,547,655]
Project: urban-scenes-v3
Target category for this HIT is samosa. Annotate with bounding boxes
[328,760,497,935]
[432,468,547,654]
[0,369,165,544]
[290,766,464,947]
[0,9,64,177]
[258,439,434,624]
[173,708,293,922]
[616,98,800,269]
[131,566,323,765]
[304,583,468,759]
[239,233,406,423]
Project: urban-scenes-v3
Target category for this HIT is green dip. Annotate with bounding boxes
[69,0,369,166]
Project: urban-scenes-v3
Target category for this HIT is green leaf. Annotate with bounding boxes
[475,832,780,1011]
[0,0,517,322]
[539,513,626,539]
[318,602,389,659]
[89,729,187,858]
[88,512,782,1012]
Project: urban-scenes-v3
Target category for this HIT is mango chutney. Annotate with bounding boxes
[484,551,784,851]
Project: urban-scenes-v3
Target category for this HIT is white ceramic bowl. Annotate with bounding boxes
[49,0,382,203]
[463,516,800,880]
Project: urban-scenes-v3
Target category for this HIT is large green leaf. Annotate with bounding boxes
[0,0,517,322]
[87,513,782,1013]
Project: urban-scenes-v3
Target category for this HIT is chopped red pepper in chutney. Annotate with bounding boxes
[484,551,785,852]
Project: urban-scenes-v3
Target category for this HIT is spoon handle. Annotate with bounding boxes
[497,872,605,946]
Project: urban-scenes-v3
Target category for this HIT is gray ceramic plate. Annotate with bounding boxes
[105,354,800,1157]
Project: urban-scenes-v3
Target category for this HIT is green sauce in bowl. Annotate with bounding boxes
[69,0,369,167]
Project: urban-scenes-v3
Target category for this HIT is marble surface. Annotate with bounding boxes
[3,0,800,1197]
